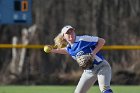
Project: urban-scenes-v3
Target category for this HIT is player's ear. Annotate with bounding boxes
[63,34,66,40]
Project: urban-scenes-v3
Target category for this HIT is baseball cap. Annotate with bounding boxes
[61,25,74,35]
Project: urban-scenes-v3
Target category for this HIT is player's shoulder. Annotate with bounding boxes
[77,35,97,38]
[76,35,99,42]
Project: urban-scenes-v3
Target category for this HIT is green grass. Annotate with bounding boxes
[0,85,140,93]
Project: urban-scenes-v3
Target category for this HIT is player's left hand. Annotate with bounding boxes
[91,53,96,59]
[76,54,94,69]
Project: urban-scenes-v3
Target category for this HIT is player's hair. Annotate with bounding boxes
[54,33,67,48]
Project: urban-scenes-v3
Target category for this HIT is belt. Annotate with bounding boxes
[88,61,103,69]
[89,65,94,69]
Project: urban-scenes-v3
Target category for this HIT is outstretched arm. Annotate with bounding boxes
[51,48,68,54]
[44,45,68,55]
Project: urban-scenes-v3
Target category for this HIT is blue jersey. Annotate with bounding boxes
[66,35,104,65]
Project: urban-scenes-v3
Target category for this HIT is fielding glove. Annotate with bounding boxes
[76,54,94,69]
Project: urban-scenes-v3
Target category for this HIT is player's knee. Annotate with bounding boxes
[74,91,82,93]
[102,89,113,93]
[74,89,85,93]
[74,90,83,93]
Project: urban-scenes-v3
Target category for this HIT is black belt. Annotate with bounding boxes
[89,65,94,69]
[88,61,103,69]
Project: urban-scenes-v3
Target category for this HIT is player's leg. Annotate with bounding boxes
[97,60,113,93]
[74,70,97,93]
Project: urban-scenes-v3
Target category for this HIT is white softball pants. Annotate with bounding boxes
[74,60,112,93]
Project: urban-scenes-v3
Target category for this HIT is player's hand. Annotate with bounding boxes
[76,54,94,69]
[91,52,96,59]
[44,45,53,53]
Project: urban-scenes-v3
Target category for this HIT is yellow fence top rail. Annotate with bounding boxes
[0,44,140,50]
[102,45,140,50]
[0,44,44,49]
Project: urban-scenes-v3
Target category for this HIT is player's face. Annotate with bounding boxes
[63,28,76,43]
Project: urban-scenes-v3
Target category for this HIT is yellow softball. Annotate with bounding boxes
[44,45,52,53]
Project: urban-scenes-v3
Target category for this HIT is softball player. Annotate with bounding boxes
[44,25,113,93]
